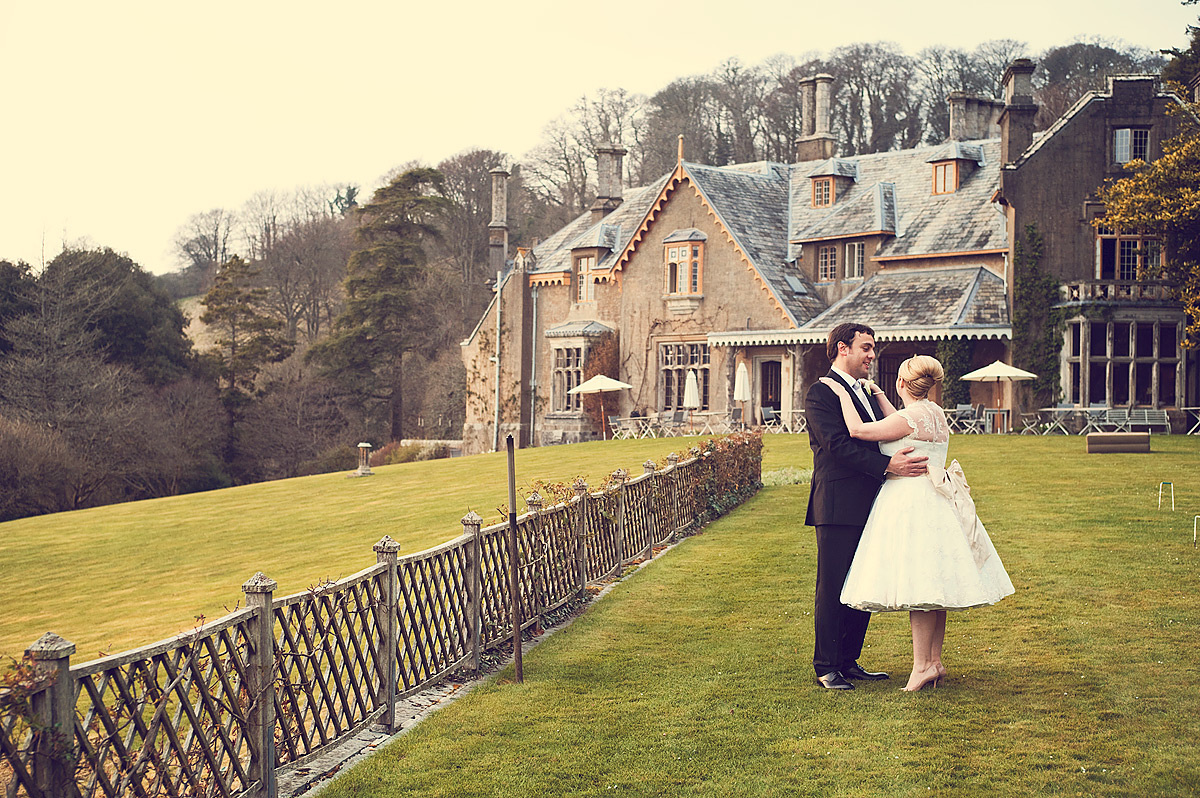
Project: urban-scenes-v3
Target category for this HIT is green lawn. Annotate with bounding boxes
[0,436,720,661]
[319,434,1200,797]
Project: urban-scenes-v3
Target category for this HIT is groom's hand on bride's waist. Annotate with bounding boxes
[885,446,928,477]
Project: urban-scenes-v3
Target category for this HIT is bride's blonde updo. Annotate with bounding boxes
[898,355,944,400]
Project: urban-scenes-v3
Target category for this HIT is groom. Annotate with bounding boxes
[805,322,927,690]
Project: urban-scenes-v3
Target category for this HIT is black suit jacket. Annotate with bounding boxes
[804,370,891,527]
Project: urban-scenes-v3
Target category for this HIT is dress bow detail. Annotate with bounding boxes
[928,459,990,568]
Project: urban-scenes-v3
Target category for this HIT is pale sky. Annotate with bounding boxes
[2,0,1195,274]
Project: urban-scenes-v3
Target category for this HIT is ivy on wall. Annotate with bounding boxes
[582,331,620,429]
[935,338,974,408]
[1011,224,1066,408]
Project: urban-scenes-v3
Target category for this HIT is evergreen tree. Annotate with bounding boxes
[200,255,294,401]
[308,167,452,442]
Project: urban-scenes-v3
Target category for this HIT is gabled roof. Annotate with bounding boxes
[682,161,826,326]
[790,140,1006,260]
[526,174,672,281]
[1012,74,1186,167]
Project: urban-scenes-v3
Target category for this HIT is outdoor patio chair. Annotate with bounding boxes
[730,407,743,430]
[955,404,983,434]
[760,406,784,433]
[1019,412,1043,435]
[659,410,686,436]
[608,415,633,440]
[1079,404,1107,435]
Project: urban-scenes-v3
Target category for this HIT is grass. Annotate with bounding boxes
[0,435,720,661]
[318,434,1200,797]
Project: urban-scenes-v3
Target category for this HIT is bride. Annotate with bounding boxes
[819,355,1014,692]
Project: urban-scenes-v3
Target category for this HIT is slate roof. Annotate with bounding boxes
[515,138,1008,337]
[527,175,672,276]
[791,139,1006,260]
[683,161,826,325]
[801,265,1009,334]
[544,320,616,338]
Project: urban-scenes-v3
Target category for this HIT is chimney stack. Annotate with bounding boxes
[796,73,837,162]
[488,167,509,276]
[590,143,627,223]
[1000,59,1038,165]
[948,92,1006,141]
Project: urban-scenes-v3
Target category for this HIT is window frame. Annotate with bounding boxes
[659,341,710,411]
[1094,224,1164,281]
[551,345,585,413]
[932,161,957,195]
[663,241,704,295]
[817,244,838,281]
[1113,127,1150,164]
[574,254,596,303]
[844,241,865,279]
[1065,318,1180,407]
[812,177,833,208]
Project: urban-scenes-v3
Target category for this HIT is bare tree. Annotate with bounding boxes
[917,46,994,142]
[712,57,768,163]
[973,39,1030,98]
[1035,39,1164,126]
[828,42,923,154]
[173,208,238,290]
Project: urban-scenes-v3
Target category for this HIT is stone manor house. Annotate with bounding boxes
[459,60,1198,454]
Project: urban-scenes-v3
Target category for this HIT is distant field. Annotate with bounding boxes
[0,435,726,661]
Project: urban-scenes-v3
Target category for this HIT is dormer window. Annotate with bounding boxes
[812,177,833,207]
[662,229,706,296]
[932,161,958,194]
[574,254,596,302]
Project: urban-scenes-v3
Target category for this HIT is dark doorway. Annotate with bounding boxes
[760,360,782,411]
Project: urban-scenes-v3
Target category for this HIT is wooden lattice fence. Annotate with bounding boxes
[1,433,761,798]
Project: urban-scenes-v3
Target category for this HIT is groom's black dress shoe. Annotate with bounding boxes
[842,662,889,681]
[816,671,854,690]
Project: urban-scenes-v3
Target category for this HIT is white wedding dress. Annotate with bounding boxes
[840,399,1015,612]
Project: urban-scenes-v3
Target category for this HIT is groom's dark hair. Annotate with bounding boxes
[826,322,875,361]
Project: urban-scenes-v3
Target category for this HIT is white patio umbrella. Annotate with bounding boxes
[733,362,750,428]
[960,360,1037,429]
[959,360,1038,383]
[568,374,633,439]
[683,369,701,432]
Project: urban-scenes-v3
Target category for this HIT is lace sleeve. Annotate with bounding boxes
[900,401,950,442]
[896,407,920,436]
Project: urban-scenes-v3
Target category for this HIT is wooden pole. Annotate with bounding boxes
[506,435,523,682]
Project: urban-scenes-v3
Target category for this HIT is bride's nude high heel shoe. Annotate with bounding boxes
[901,668,941,692]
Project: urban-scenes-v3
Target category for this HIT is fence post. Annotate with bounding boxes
[667,452,681,539]
[573,479,589,594]
[525,492,545,629]
[242,572,278,798]
[642,460,658,557]
[613,470,629,576]
[26,632,75,798]
[461,511,483,673]
[372,536,401,732]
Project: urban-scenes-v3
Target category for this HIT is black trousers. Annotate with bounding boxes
[813,524,872,676]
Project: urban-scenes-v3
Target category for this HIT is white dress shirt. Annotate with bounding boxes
[830,365,878,421]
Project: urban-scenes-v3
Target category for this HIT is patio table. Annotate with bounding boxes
[1038,406,1076,435]
[1183,407,1200,436]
